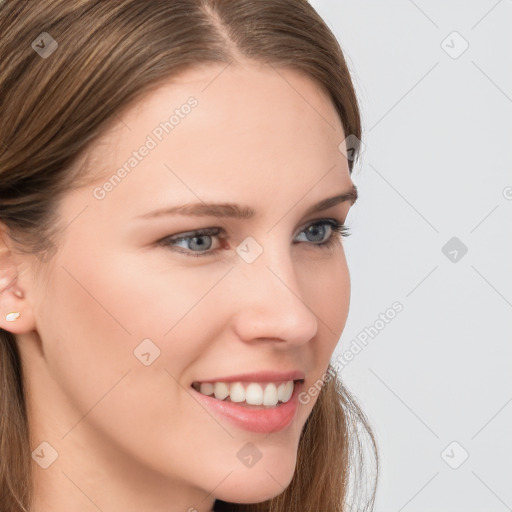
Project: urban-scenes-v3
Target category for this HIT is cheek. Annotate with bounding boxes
[304,248,351,352]
[39,245,229,418]
[295,251,350,409]
[37,253,234,479]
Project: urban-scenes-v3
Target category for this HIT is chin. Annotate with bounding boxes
[213,453,297,504]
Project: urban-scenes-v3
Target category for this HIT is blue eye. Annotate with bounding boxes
[158,219,351,258]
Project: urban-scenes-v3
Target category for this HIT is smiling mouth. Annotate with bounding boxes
[191,379,304,407]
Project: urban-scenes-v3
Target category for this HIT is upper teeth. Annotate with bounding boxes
[193,381,295,406]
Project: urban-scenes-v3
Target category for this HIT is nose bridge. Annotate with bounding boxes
[231,236,319,344]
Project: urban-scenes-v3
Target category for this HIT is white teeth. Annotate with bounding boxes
[262,383,278,406]
[214,382,229,400]
[277,383,285,401]
[195,380,296,405]
[230,382,245,403]
[280,381,294,402]
[200,383,214,396]
[245,383,264,405]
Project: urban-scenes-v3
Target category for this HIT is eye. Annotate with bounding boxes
[157,219,351,258]
[295,220,350,247]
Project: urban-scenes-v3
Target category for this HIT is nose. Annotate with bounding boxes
[230,243,319,347]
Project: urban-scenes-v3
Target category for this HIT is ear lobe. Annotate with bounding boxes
[0,225,37,335]
[0,281,37,336]
[0,280,36,335]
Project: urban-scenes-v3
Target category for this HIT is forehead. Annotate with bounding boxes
[69,62,351,220]
[89,62,343,162]
[124,61,342,130]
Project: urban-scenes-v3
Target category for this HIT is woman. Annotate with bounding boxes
[0,1,378,511]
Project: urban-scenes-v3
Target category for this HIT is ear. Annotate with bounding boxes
[0,222,37,335]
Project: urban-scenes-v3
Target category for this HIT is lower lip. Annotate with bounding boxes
[190,381,303,434]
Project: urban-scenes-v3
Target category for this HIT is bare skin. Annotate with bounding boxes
[0,60,356,512]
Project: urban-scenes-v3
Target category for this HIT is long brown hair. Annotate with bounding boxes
[0,1,378,510]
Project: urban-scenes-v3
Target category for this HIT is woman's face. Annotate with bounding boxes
[17,61,357,510]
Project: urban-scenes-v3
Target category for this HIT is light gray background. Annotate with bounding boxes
[308,1,512,511]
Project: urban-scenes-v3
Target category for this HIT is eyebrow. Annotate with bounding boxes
[136,184,358,220]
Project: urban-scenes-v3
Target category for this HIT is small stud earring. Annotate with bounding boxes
[5,312,20,322]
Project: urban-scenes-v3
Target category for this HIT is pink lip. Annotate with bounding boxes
[190,380,304,434]
[192,370,305,384]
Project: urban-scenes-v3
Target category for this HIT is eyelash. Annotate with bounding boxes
[158,219,351,258]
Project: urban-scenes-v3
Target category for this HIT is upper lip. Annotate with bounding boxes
[192,370,305,384]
